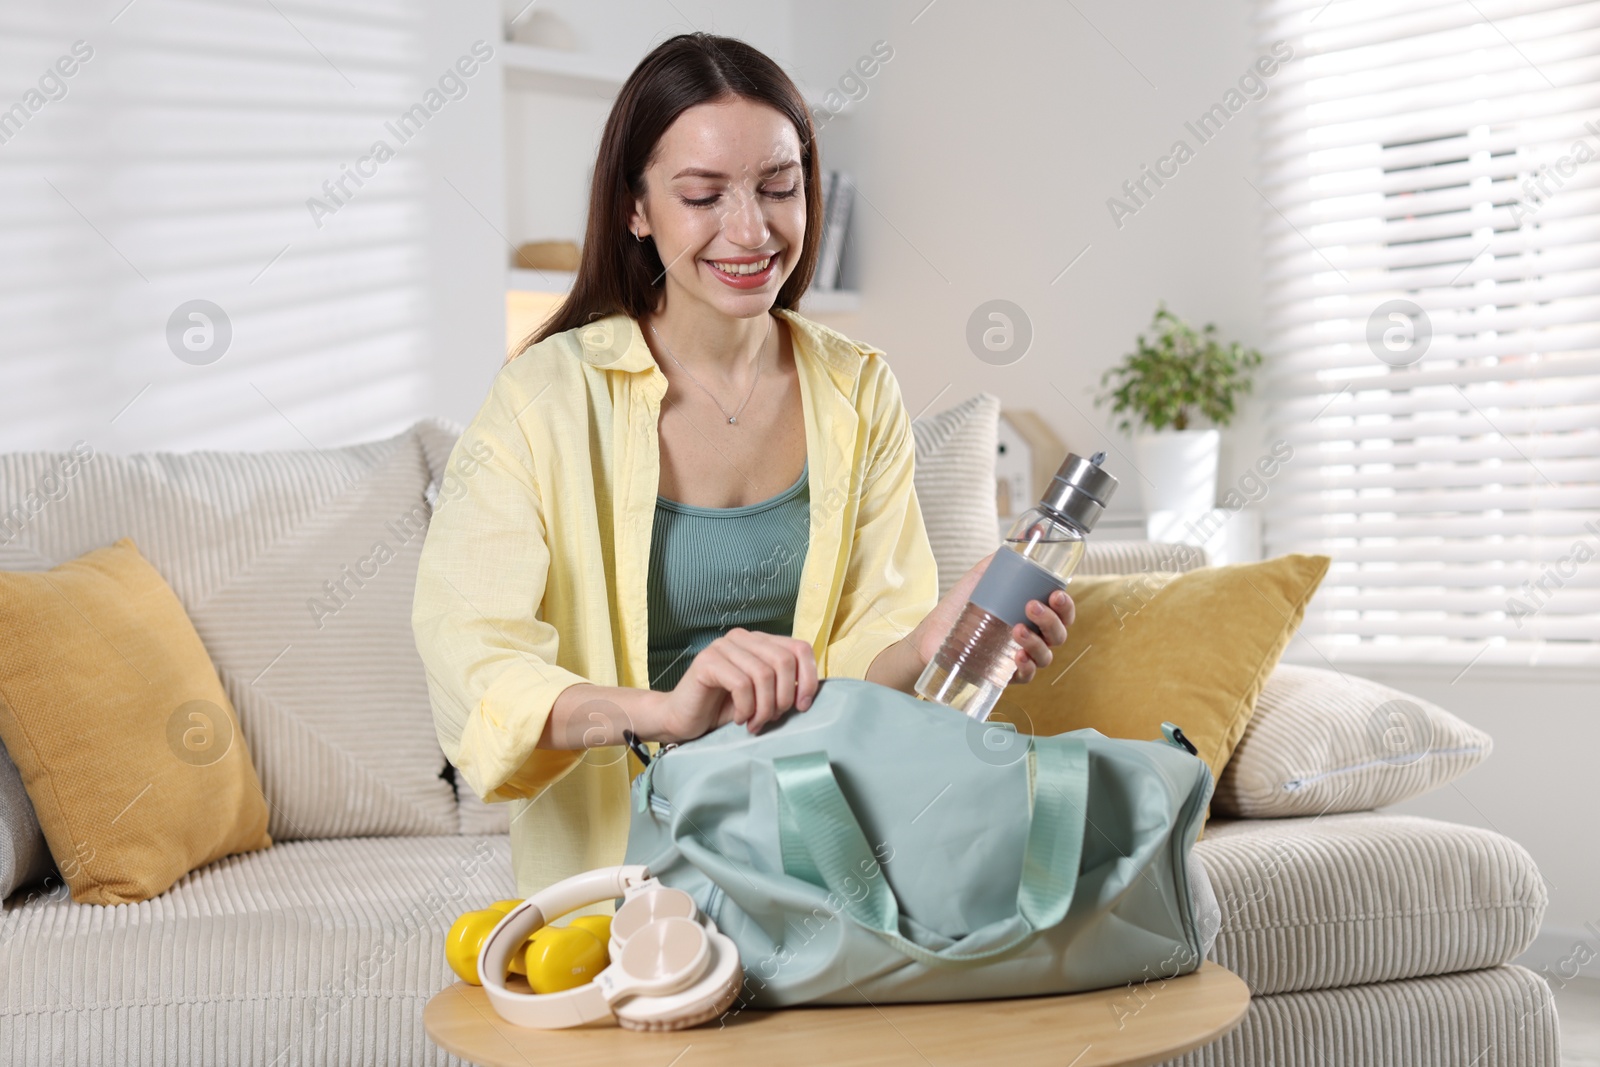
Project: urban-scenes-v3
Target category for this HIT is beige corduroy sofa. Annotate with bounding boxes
[0,408,1559,1066]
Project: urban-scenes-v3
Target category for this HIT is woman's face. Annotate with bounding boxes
[631,96,806,318]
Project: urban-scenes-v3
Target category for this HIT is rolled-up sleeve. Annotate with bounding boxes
[411,380,593,804]
[822,358,941,681]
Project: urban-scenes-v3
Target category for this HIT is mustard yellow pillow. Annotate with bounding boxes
[993,553,1331,830]
[0,537,270,904]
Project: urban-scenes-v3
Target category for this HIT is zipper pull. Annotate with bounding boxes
[1160,721,1199,756]
[622,729,653,767]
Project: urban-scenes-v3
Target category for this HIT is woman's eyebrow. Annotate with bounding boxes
[671,160,801,180]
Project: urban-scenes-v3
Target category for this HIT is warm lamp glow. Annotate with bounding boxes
[506,290,567,363]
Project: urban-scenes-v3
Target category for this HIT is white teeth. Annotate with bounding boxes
[708,256,772,276]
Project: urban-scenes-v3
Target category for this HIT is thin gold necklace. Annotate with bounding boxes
[648,315,772,425]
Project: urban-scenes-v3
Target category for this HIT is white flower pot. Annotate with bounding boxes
[1133,429,1220,513]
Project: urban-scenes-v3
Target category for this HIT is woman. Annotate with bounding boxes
[411,33,1075,897]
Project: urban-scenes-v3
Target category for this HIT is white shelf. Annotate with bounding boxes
[508,267,576,293]
[501,42,630,97]
[500,40,852,120]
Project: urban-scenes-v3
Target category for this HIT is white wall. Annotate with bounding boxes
[793,0,1273,524]
[423,1,511,432]
[1350,663,1600,979]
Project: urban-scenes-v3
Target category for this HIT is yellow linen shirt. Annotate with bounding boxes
[411,306,940,897]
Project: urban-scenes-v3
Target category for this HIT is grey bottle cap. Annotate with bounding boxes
[1039,450,1118,532]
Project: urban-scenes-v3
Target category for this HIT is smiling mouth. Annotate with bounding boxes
[704,254,775,276]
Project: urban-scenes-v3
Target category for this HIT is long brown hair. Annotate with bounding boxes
[509,32,824,360]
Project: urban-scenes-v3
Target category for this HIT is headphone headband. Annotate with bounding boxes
[478,864,743,1031]
[480,865,654,1028]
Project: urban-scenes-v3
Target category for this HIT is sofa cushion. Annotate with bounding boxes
[451,768,514,836]
[908,392,1001,598]
[1195,812,1547,996]
[0,740,53,900]
[417,420,519,837]
[1077,539,1210,575]
[996,553,1331,830]
[1213,663,1494,818]
[416,416,469,514]
[0,834,514,1066]
[0,422,459,841]
[1160,964,1560,1067]
[0,538,272,903]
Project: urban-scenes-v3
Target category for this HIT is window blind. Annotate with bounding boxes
[1255,0,1600,667]
[0,2,433,452]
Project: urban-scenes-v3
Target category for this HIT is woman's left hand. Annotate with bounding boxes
[910,550,1076,684]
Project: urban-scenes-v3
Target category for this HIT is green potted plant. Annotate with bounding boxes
[1094,302,1263,512]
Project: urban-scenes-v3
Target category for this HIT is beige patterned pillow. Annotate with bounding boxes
[1078,540,1210,575]
[1213,663,1493,818]
[414,419,516,835]
[454,778,512,835]
[910,393,1001,598]
[0,421,459,840]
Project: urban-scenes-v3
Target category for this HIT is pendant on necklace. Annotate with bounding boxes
[728,416,737,424]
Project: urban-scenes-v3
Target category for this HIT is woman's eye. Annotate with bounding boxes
[678,186,801,209]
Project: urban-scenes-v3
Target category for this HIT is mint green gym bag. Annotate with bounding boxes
[624,676,1221,1008]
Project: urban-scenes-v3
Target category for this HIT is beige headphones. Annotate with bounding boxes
[479,864,743,1031]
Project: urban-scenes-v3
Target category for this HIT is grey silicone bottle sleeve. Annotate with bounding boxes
[967,549,1070,635]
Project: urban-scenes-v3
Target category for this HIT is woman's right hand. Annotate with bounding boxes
[651,628,819,744]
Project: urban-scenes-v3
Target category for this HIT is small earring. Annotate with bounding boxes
[633,228,645,242]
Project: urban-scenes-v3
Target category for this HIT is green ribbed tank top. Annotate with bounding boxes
[647,459,810,692]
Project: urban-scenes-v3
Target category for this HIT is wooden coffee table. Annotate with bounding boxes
[424,960,1249,1067]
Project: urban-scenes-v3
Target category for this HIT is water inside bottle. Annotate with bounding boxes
[914,534,1087,721]
[1008,523,1087,576]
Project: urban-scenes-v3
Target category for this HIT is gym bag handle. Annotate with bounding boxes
[772,734,1088,967]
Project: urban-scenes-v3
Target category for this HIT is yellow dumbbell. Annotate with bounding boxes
[522,922,609,994]
[446,903,616,988]
[445,899,534,985]
[568,914,612,944]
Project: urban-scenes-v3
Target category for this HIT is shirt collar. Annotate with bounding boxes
[572,307,866,397]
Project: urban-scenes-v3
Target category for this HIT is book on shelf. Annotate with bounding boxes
[813,169,854,291]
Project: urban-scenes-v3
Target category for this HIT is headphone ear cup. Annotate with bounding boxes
[611,927,743,1032]
[612,886,698,945]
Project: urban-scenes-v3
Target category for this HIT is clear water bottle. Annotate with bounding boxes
[914,451,1119,721]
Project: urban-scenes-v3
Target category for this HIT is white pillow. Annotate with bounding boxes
[0,741,54,900]
[910,393,1001,598]
[1213,663,1493,818]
